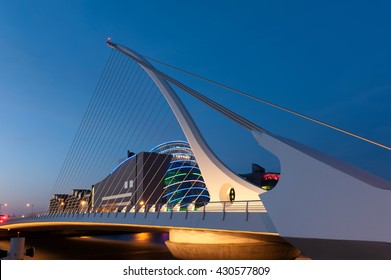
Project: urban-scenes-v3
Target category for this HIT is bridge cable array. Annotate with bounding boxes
[50,49,208,214]
[49,41,389,214]
[143,55,391,151]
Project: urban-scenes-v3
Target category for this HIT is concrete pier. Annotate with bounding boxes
[165,229,300,260]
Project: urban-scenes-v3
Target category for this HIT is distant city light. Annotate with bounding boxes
[0,203,7,211]
[26,203,34,214]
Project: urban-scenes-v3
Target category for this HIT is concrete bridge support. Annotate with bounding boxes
[165,229,300,260]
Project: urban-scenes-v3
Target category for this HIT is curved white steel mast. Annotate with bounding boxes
[107,40,265,202]
[107,40,391,259]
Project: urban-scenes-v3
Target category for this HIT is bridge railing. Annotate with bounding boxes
[201,200,266,212]
[96,200,266,214]
[1,200,273,233]
[9,211,48,219]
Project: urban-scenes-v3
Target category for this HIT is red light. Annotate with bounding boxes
[263,173,280,181]
[0,220,3,223]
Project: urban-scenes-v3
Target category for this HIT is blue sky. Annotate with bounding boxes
[0,0,390,215]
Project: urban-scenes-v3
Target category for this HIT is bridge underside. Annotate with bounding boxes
[0,221,168,236]
[0,220,299,260]
[0,211,301,259]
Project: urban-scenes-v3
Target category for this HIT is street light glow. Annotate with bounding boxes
[26,203,34,214]
[0,203,7,213]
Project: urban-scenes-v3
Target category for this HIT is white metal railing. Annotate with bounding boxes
[4,200,267,224]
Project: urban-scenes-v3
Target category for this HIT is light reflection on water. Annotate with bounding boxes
[0,232,174,260]
[74,232,169,244]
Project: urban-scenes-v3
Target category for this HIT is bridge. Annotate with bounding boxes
[1,40,391,260]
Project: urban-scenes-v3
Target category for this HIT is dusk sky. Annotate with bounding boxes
[0,0,390,215]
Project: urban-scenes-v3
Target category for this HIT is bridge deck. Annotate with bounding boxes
[0,201,277,235]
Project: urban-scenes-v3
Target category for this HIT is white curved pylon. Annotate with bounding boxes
[108,41,264,202]
[253,130,391,254]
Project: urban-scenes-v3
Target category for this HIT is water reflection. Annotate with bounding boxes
[0,232,174,260]
[86,232,169,244]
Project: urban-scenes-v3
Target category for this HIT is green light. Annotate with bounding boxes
[165,173,187,181]
[164,173,189,185]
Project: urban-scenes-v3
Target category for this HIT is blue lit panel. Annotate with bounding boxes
[150,140,210,207]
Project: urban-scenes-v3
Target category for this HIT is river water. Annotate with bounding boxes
[0,232,175,260]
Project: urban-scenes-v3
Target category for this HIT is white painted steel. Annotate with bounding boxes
[253,130,391,244]
[107,41,264,203]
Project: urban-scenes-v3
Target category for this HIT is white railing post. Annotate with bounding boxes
[246,201,249,221]
[222,201,226,220]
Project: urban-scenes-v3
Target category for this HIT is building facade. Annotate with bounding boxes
[239,163,280,191]
[48,141,210,213]
[150,141,210,207]
[49,189,91,214]
[92,151,171,212]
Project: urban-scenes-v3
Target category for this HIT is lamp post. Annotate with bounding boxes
[26,203,34,214]
[80,200,87,213]
[0,203,7,214]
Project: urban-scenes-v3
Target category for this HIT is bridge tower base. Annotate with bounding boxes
[165,229,300,260]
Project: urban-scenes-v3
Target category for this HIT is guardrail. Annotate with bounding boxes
[6,200,267,223]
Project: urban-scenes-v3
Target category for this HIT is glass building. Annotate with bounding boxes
[150,140,210,207]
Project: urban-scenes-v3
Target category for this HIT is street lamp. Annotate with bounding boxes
[26,203,34,214]
[0,203,7,214]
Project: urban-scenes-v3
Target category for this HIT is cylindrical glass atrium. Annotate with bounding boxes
[150,141,210,207]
